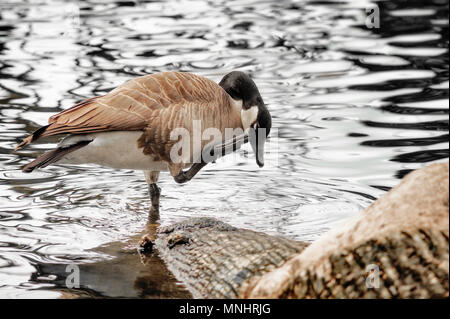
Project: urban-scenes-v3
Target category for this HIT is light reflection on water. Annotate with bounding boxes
[0,0,448,298]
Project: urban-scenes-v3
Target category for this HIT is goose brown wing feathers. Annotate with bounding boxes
[15,72,231,151]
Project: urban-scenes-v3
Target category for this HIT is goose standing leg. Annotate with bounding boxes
[144,170,161,223]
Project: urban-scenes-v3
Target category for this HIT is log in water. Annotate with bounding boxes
[154,162,449,298]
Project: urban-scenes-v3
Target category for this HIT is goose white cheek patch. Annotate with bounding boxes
[241,106,258,132]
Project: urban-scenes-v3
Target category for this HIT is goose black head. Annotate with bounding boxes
[219,71,272,167]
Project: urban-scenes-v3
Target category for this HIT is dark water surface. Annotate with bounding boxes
[0,0,448,297]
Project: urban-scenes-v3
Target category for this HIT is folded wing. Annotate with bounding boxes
[15,72,223,151]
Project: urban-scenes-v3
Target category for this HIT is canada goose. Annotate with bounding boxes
[15,71,272,218]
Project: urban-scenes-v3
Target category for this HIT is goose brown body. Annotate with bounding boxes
[17,71,271,217]
[17,72,244,173]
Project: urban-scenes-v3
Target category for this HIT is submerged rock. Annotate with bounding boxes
[152,162,449,298]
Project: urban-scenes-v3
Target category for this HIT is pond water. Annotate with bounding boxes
[0,0,448,298]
